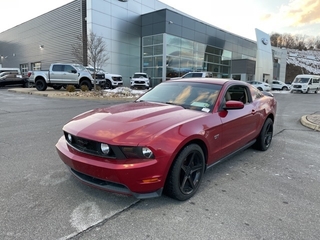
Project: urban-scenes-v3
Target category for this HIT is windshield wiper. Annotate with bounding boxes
[165,102,187,109]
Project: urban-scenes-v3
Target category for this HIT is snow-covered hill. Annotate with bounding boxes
[287,49,320,75]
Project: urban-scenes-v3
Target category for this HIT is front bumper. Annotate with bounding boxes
[93,80,106,87]
[130,80,150,88]
[55,136,165,198]
[111,82,123,87]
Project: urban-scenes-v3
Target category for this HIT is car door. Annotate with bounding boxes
[50,64,65,83]
[63,65,78,84]
[272,80,280,90]
[218,85,260,157]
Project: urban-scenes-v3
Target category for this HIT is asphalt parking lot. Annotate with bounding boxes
[0,88,320,240]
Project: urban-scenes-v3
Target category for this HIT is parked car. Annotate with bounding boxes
[28,63,106,91]
[83,66,105,81]
[0,70,29,88]
[271,80,290,91]
[85,66,123,89]
[130,72,151,89]
[290,74,320,93]
[170,71,213,80]
[56,78,277,201]
[247,80,271,91]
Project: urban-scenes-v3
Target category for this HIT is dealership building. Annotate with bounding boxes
[0,0,286,86]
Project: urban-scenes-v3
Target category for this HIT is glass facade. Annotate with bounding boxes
[142,34,164,86]
[142,34,234,84]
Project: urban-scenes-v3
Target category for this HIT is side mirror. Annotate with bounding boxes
[71,69,77,74]
[224,100,244,110]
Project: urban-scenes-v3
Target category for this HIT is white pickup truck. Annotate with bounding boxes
[85,66,123,89]
[28,63,106,91]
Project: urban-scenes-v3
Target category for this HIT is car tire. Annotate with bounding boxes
[254,118,273,151]
[164,144,205,201]
[35,78,47,91]
[53,85,62,90]
[105,80,112,89]
[80,80,92,91]
[315,88,318,94]
[282,86,288,91]
[257,87,263,91]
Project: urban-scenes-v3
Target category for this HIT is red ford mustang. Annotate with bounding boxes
[56,78,277,201]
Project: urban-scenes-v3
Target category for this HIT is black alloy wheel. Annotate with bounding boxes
[165,144,205,201]
[105,80,112,89]
[35,79,47,91]
[254,118,273,151]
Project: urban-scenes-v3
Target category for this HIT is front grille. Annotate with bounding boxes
[112,77,122,82]
[293,85,301,88]
[64,132,126,159]
[70,168,131,194]
[94,74,105,79]
[134,81,145,84]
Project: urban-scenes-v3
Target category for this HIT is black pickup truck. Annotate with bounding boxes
[0,70,29,88]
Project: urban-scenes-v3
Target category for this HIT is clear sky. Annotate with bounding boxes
[0,0,319,41]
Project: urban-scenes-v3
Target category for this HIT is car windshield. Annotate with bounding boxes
[73,64,86,71]
[137,81,221,112]
[293,77,309,83]
[133,73,147,78]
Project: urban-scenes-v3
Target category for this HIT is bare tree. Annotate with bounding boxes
[71,35,84,64]
[71,31,109,90]
[87,32,109,90]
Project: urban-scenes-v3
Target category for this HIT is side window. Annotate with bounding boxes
[249,85,263,101]
[64,65,76,73]
[225,85,249,104]
[192,73,202,77]
[182,73,192,78]
[52,65,64,71]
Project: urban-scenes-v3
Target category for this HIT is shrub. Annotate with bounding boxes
[81,85,89,92]
[66,85,76,92]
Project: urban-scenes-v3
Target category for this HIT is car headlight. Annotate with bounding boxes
[121,146,154,159]
[101,143,110,154]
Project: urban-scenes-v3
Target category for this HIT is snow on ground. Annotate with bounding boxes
[103,87,146,98]
[287,49,320,74]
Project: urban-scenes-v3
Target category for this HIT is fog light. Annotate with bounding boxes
[101,143,110,154]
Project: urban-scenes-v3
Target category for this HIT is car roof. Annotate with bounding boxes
[166,78,247,86]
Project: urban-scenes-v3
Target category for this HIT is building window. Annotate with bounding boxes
[142,34,164,86]
[165,34,232,79]
[31,62,41,70]
[20,63,29,76]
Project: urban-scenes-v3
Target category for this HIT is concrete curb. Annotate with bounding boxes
[8,88,49,97]
[300,115,320,131]
[7,88,135,102]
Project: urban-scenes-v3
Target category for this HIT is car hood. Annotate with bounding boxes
[63,102,207,145]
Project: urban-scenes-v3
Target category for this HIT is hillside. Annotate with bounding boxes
[285,49,320,83]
